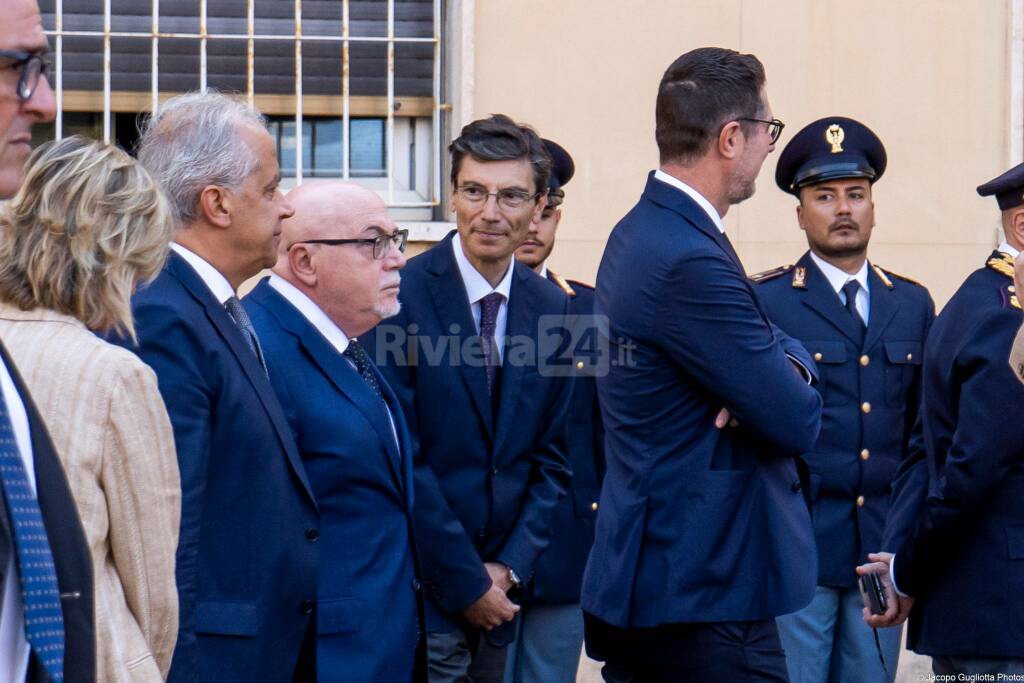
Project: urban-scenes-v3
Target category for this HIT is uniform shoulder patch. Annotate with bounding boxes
[750,264,793,284]
[986,252,1015,280]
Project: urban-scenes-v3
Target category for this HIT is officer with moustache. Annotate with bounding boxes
[509,139,604,683]
[753,117,934,683]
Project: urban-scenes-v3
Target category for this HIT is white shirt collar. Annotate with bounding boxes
[267,274,351,354]
[538,263,548,279]
[653,168,726,234]
[998,240,1021,259]
[452,232,514,304]
[171,242,235,304]
[809,251,871,295]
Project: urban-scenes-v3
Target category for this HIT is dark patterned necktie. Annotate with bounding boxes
[842,279,866,329]
[224,296,268,376]
[0,385,65,682]
[343,338,384,403]
[479,292,504,395]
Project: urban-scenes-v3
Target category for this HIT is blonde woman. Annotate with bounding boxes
[0,136,180,681]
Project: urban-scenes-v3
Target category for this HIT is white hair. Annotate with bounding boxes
[137,90,268,227]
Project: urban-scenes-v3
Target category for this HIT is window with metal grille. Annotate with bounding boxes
[36,0,443,222]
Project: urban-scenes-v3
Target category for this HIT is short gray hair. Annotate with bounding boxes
[137,90,268,227]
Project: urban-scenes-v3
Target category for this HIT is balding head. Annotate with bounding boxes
[277,180,406,338]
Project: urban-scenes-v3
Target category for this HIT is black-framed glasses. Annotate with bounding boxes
[289,228,408,260]
[0,50,50,102]
[454,185,543,210]
[738,117,785,144]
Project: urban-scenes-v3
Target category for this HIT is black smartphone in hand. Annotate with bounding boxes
[858,573,889,615]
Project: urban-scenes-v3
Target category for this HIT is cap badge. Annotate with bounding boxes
[825,124,845,154]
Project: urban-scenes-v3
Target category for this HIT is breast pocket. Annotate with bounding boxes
[803,341,847,406]
[883,341,922,407]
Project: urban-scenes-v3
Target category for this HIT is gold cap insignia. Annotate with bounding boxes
[792,266,807,289]
[825,124,845,154]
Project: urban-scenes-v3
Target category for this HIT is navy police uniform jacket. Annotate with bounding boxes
[885,251,1024,658]
[581,172,822,628]
[755,252,934,588]
[366,231,572,645]
[244,279,425,682]
[526,272,605,606]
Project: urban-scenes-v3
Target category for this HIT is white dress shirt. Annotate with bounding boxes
[0,357,37,683]
[654,168,726,233]
[268,275,399,447]
[808,252,872,324]
[452,233,514,361]
[171,242,235,304]
[999,240,1020,259]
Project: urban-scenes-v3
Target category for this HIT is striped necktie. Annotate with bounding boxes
[0,386,65,681]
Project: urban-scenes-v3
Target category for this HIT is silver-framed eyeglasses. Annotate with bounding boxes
[454,184,543,210]
[289,228,409,260]
[0,50,50,102]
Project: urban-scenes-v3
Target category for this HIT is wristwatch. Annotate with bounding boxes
[507,566,522,589]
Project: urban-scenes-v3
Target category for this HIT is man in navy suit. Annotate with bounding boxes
[368,114,572,682]
[0,4,95,680]
[123,91,319,682]
[580,47,823,682]
[509,138,604,683]
[861,163,1024,677]
[754,117,934,683]
[244,181,425,682]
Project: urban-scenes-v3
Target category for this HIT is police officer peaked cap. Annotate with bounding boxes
[775,116,887,195]
[542,138,575,191]
[977,162,1024,211]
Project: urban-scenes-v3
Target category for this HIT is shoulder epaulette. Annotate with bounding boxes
[750,264,793,284]
[872,264,922,289]
[548,270,577,297]
[987,252,1015,280]
[566,278,594,292]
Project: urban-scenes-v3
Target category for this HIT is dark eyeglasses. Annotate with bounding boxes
[737,117,785,144]
[289,228,408,260]
[0,50,50,102]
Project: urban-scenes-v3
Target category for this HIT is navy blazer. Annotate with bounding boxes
[526,273,605,605]
[581,172,822,628]
[885,252,1024,658]
[117,252,319,682]
[0,343,95,683]
[755,252,934,587]
[244,279,424,682]
[365,231,572,643]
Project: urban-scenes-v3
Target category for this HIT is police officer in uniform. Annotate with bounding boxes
[862,164,1024,678]
[508,139,604,683]
[753,116,934,683]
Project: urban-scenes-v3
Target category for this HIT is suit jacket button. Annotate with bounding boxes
[860,355,870,366]
[856,495,865,508]
[860,449,870,461]
[791,481,802,493]
[301,599,314,614]
[491,467,499,476]
[412,578,422,592]
[305,528,319,542]
[861,402,871,414]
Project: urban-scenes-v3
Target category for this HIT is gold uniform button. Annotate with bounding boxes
[591,502,598,512]
[576,360,585,370]
[861,402,871,414]
[814,352,823,362]
[856,495,865,507]
[860,449,870,461]
[906,353,913,361]
[860,355,870,366]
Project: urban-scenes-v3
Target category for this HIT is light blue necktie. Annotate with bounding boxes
[0,385,65,681]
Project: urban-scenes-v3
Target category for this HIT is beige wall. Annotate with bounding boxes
[470,0,1012,307]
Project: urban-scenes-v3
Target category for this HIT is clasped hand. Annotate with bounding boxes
[461,562,520,630]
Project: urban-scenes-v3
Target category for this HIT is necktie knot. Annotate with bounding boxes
[841,279,866,329]
[344,338,384,403]
[479,292,504,334]
[224,296,268,375]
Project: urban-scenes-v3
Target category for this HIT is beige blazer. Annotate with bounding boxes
[0,303,180,682]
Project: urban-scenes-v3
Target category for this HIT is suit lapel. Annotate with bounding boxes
[425,235,495,439]
[862,264,900,353]
[254,283,406,494]
[166,254,317,505]
[798,253,865,345]
[492,266,530,458]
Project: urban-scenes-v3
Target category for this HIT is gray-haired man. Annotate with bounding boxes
[114,91,320,682]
